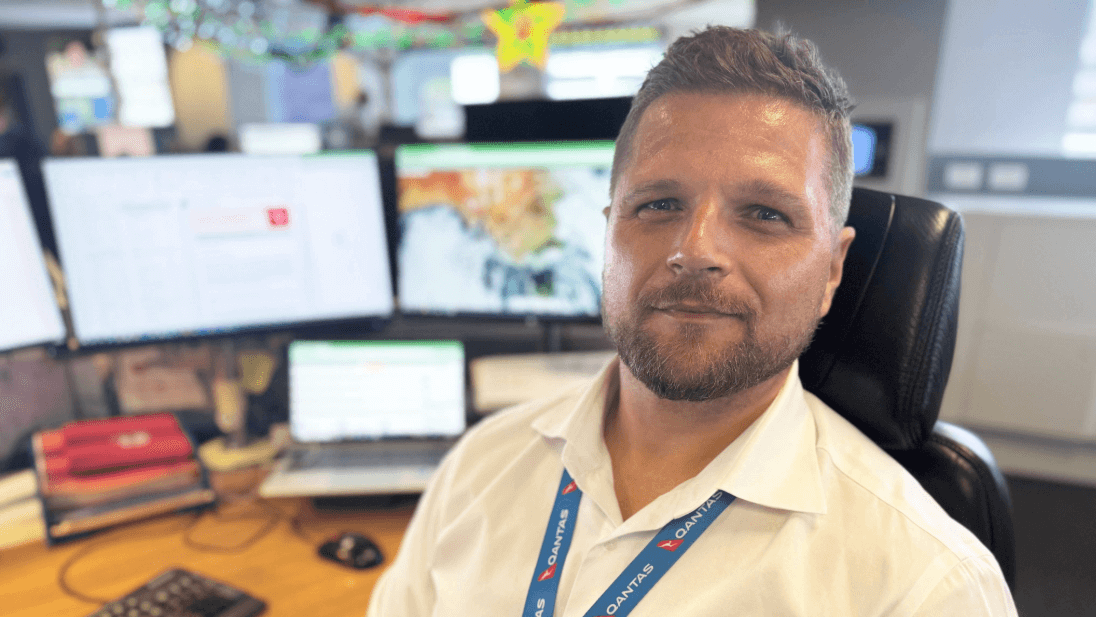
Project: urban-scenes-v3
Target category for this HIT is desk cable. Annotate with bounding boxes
[57,513,200,604]
[181,493,282,553]
[56,492,283,605]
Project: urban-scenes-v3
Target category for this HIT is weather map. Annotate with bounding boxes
[396,143,612,317]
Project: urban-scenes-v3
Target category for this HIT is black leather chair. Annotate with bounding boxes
[799,187,1016,589]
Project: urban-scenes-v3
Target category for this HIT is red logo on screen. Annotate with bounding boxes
[561,481,577,495]
[657,539,683,552]
[537,564,556,581]
[267,207,290,227]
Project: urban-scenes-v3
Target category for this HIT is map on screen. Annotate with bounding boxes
[396,142,612,317]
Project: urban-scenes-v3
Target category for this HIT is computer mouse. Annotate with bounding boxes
[319,532,384,569]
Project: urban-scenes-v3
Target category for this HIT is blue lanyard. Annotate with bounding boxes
[522,469,736,617]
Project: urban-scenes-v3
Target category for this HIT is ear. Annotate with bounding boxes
[820,226,856,317]
[603,205,611,219]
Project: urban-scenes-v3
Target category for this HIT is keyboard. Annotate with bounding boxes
[85,568,265,617]
[287,442,450,472]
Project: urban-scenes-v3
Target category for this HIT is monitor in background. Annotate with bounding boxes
[0,159,66,353]
[395,141,612,318]
[42,153,393,347]
[463,97,632,143]
[853,122,893,178]
[288,340,466,442]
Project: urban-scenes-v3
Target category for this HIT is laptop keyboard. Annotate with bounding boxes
[287,443,449,472]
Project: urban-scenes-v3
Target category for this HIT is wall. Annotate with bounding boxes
[929,0,1090,156]
[754,0,948,195]
[755,0,947,102]
[168,45,233,152]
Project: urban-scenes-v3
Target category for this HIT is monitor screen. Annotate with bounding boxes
[0,160,66,352]
[288,339,466,442]
[852,122,893,178]
[43,153,393,347]
[395,141,612,318]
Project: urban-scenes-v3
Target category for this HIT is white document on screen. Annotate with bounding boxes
[42,154,393,345]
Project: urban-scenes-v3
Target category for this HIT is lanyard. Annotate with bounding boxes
[522,469,736,617]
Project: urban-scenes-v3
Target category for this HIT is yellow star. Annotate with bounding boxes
[482,0,566,72]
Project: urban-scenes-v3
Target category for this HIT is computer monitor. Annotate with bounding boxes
[288,339,466,442]
[0,159,66,352]
[853,122,893,178]
[42,153,394,347]
[463,97,632,143]
[395,141,613,318]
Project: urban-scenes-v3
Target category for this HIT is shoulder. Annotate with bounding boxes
[803,390,997,566]
[426,385,584,514]
[452,384,582,463]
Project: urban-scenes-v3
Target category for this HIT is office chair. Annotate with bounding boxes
[799,187,1017,589]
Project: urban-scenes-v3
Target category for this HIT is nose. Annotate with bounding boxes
[667,199,731,276]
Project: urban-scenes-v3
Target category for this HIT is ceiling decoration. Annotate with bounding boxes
[482,1,566,71]
[75,0,748,66]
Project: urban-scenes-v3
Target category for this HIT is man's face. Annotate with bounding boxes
[603,92,855,401]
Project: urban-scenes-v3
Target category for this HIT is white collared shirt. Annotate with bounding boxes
[367,358,1017,616]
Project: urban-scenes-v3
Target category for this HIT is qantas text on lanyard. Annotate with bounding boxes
[522,469,736,617]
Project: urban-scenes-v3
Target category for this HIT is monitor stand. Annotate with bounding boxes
[541,321,564,353]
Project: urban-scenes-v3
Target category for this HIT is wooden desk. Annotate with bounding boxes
[0,479,414,617]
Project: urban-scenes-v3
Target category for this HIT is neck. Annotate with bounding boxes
[603,361,790,520]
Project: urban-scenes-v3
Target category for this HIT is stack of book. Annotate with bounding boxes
[32,412,215,542]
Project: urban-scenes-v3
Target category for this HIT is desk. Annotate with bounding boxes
[0,470,414,617]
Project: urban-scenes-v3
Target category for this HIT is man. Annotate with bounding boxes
[368,27,1016,616]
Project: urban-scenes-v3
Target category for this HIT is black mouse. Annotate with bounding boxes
[318,532,384,569]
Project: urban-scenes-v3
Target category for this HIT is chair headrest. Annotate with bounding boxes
[799,188,964,451]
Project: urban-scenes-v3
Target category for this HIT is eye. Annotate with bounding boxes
[636,198,679,214]
[752,206,789,223]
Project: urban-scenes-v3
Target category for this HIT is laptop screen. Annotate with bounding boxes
[288,340,466,443]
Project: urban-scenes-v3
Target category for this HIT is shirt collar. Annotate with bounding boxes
[697,359,827,516]
[532,356,826,521]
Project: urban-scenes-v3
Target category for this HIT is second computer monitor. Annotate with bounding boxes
[0,159,66,352]
[43,153,394,347]
[396,141,613,318]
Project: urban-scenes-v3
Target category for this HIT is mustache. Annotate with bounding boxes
[639,279,756,318]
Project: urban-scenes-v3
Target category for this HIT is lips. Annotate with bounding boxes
[651,304,745,322]
[654,303,733,316]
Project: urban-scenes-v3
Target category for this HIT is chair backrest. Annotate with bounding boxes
[799,187,1016,588]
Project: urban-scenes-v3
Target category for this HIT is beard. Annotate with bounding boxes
[603,277,819,402]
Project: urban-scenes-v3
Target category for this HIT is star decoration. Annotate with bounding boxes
[482,0,566,72]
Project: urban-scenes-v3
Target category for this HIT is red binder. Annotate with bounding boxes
[32,413,214,542]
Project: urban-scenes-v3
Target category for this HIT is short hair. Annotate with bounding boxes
[611,26,855,235]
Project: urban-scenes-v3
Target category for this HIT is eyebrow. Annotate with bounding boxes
[620,179,684,204]
[734,179,809,212]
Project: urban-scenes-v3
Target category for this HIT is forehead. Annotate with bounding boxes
[619,92,831,215]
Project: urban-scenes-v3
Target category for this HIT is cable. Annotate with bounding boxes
[57,513,199,605]
[58,543,118,604]
[286,503,325,544]
[57,493,280,604]
[181,495,282,554]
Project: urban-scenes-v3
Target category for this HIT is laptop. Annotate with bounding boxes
[259,340,466,498]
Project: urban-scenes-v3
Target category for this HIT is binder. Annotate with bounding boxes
[31,412,214,543]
